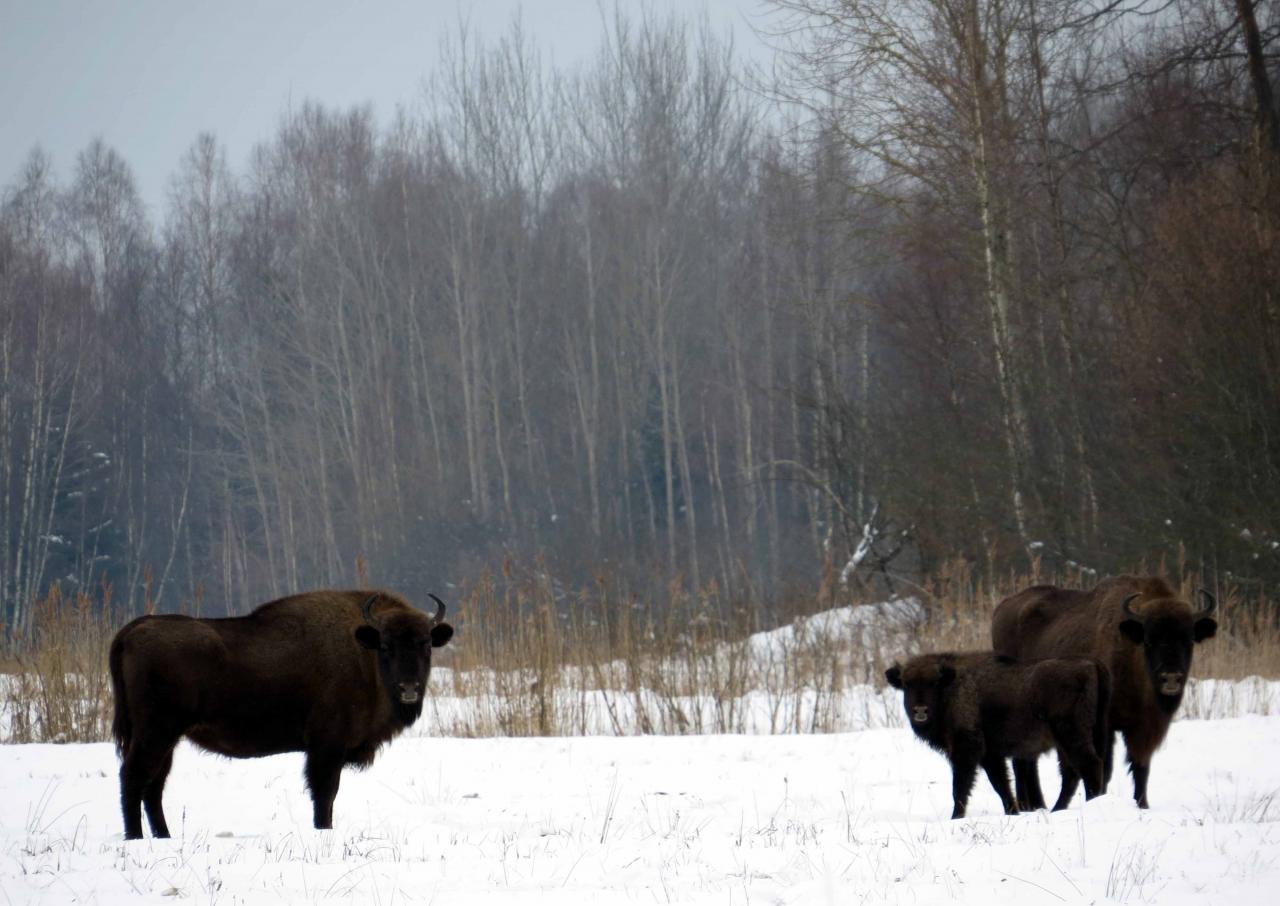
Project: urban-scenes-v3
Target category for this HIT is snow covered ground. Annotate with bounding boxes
[3,598,1277,902]
[3,714,1279,905]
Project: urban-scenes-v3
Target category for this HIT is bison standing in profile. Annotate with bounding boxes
[109,589,454,840]
[992,576,1217,810]
[886,651,1110,819]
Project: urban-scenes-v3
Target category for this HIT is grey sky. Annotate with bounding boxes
[1,0,772,222]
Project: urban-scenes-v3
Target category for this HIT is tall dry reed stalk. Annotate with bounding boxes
[2,561,1276,743]
[1,584,117,743]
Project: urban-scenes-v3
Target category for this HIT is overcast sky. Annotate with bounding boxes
[1,0,773,222]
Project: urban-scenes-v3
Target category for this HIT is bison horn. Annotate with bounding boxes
[428,593,446,622]
[1196,587,1217,616]
[1121,593,1141,618]
[361,594,380,625]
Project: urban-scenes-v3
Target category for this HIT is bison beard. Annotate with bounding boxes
[886,652,1110,819]
[109,589,454,839]
[992,576,1217,810]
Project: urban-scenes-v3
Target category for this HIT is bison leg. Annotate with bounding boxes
[1049,721,1105,807]
[1012,757,1046,811]
[1130,760,1151,809]
[121,738,178,840]
[1120,730,1154,808]
[981,756,1019,816]
[1052,754,1081,811]
[948,736,983,819]
[120,762,145,840]
[304,749,344,830]
[1058,742,1104,803]
[950,761,977,819]
[142,749,174,838]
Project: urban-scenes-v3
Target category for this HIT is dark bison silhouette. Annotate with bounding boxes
[109,589,454,839]
[992,575,1216,809]
[886,651,1110,818]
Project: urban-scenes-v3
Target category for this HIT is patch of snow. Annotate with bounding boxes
[2,718,1280,904]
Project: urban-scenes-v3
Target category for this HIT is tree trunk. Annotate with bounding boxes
[968,0,1034,550]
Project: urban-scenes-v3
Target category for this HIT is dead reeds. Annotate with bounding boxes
[2,562,1277,744]
[1,584,115,744]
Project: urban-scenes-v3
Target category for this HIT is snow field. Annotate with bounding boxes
[4,715,1279,905]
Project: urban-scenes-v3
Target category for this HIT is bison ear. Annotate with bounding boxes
[1118,619,1145,645]
[885,664,903,689]
[431,622,454,648]
[937,664,956,687]
[355,626,381,650]
[1193,617,1217,643]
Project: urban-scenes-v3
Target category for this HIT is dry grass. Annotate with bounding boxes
[1,584,116,744]
[2,561,1277,744]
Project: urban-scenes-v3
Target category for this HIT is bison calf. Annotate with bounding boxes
[886,652,1110,819]
[109,589,454,840]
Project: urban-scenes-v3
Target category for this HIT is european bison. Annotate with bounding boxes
[992,576,1216,810]
[886,651,1110,818]
[109,589,454,839]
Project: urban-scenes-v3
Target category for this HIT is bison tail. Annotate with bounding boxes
[109,632,131,758]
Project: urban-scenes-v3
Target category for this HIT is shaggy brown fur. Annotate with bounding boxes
[109,589,454,839]
[992,575,1216,810]
[886,651,1110,819]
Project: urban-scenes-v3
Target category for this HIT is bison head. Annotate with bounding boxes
[1118,588,1217,706]
[355,594,454,714]
[886,658,955,732]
